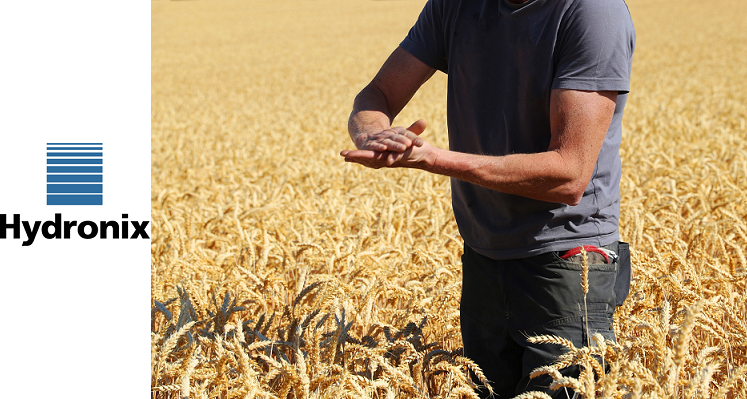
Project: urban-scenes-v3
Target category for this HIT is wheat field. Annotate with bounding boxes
[151,0,747,397]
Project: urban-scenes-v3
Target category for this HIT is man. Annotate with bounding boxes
[340,0,634,397]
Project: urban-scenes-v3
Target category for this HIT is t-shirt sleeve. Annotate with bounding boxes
[552,0,636,93]
[400,0,449,73]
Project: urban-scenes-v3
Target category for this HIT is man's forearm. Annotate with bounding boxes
[417,89,615,205]
[425,147,590,206]
[348,85,393,148]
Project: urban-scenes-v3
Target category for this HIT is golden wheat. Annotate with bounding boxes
[151,0,747,397]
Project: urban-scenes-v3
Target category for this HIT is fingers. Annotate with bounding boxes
[340,149,390,169]
[340,149,379,161]
[364,142,389,152]
[357,131,403,152]
[340,148,413,169]
[402,119,427,147]
[379,134,411,152]
[387,152,396,166]
[406,119,427,135]
[359,119,428,152]
[385,129,422,149]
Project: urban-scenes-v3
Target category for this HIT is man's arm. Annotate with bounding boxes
[348,46,436,153]
[342,89,617,206]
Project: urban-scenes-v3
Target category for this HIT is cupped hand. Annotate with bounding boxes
[355,119,427,152]
[341,137,437,170]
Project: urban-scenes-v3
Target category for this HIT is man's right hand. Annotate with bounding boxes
[354,119,427,152]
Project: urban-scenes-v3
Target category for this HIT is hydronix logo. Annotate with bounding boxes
[47,142,103,205]
[0,142,150,246]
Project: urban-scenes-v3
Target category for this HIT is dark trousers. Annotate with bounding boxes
[460,243,622,398]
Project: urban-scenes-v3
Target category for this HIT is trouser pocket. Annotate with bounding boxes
[548,250,618,313]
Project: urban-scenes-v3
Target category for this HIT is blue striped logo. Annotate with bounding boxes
[47,143,103,205]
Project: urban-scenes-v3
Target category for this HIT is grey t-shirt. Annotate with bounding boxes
[400,0,635,260]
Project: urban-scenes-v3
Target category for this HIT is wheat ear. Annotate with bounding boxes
[580,246,591,348]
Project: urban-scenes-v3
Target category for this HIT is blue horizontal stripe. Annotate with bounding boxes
[47,166,103,173]
[48,175,103,183]
[47,143,102,145]
[47,159,103,164]
[47,147,103,150]
[48,184,103,194]
[47,152,103,157]
[47,195,102,206]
